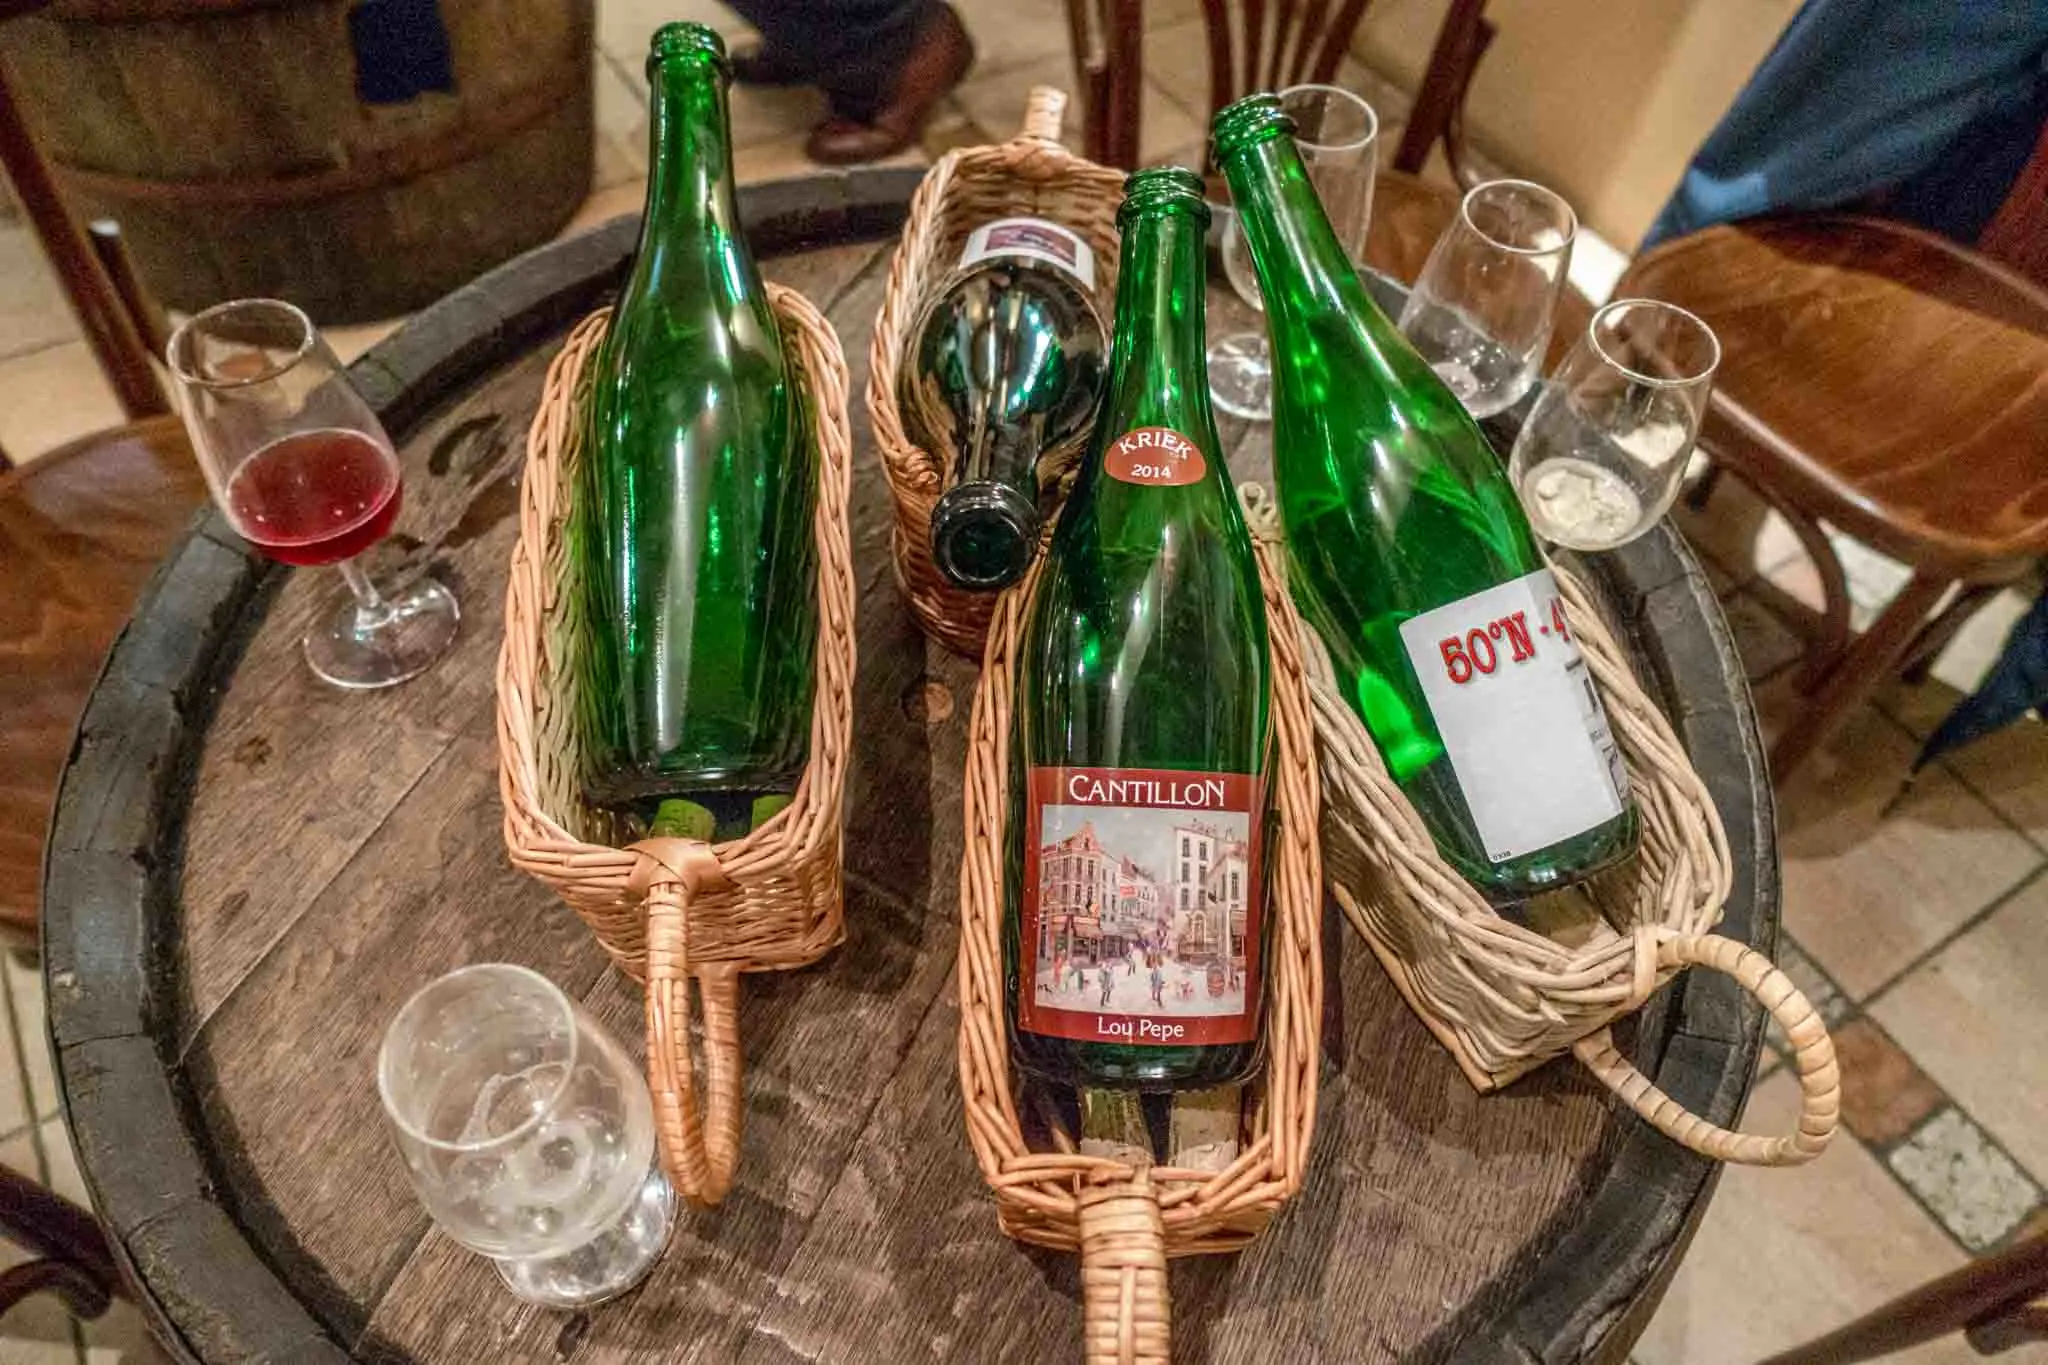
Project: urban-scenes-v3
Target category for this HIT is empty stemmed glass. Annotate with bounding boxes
[1208,83,1378,421]
[167,299,459,689]
[1399,178,1576,418]
[378,964,676,1309]
[1509,298,1721,551]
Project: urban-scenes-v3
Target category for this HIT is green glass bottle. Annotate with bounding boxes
[900,217,1108,591]
[1006,168,1273,1091]
[576,23,817,830]
[1213,94,1634,902]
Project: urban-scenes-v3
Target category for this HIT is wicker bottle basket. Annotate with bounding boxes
[496,288,855,1206]
[1238,486,1841,1168]
[957,501,1324,1365]
[869,86,1125,657]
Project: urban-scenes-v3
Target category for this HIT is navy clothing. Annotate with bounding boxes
[1646,0,2048,247]
[722,0,941,121]
[1648,0,2048,764]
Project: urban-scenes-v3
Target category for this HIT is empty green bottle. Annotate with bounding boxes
[1006,168,1273,1091]
[1213,94,1635,902]
[900,216,1109,591]
[576,23,816,830]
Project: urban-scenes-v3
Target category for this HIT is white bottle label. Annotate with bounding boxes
[1397,569,1629,864]
[959,216,1096,290]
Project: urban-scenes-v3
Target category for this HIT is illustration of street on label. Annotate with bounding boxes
[1020,766,1262,1045]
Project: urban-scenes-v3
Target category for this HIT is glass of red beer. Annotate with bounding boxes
[167,299,459,689]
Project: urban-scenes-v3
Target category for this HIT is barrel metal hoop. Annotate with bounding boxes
[49,59,585,210]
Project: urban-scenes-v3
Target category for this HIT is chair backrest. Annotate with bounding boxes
[1977,115,2048,291]
[0,57,168,467]
[1065,0,1493,178]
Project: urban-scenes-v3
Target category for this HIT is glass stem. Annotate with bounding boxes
[336,556,395,629]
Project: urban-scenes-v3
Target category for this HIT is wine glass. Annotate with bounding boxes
[166,299,459,689]
[377,964,676,1309]
[1207,83,1378,421]
[1509,298,1721,551]
[1399,178,1576,418]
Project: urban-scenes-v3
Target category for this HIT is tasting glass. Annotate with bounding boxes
[378,964,676,1309]
[167,299,459,689]
[1208,83,1379,421]
[1398,178,1576,418]
[1508,298,1720,552]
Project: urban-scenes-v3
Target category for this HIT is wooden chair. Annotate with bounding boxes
[0,56,201,951]
[0,1160,125,1323]
[1616,205,2048,781]
[1060,0,1496,284]
[1757,1229,2048,1363]
[0,40,194,1336]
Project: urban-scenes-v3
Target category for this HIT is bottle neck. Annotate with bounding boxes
[1221,133,1394,340]
[1101,207,1214,441]
[634,56,746,290]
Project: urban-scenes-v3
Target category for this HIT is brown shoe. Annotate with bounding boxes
[805,4,973,166]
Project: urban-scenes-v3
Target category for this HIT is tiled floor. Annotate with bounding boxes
[3,2,2046,1362]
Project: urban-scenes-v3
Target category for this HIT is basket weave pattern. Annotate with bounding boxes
[497,287,856,1203]
[868,87,1125,656]
[957,504,1324,1359]
[1258,484,1841,1167]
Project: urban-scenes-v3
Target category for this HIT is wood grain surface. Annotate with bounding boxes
[46,172,1774,1365]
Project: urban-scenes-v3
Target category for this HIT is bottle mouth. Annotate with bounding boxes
[1118,166,1211,228]
[930,483,1041,589]
[649,21,728,76]
[1210,94,1295,163]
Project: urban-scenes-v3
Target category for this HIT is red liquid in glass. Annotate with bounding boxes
[226,428,403,566]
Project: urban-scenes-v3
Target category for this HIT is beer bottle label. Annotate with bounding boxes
[960,216,1097,289]
[1396,569,1629,863]
[1019,766,1262,1046]
[1104,425,1208,487]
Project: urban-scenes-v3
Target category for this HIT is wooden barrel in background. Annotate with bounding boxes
[0,0,595,323]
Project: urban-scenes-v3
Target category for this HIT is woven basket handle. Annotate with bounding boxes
[635,838,745,1206]
[1019,86,1068,144]
[1076,1169,1170,1365]
[1573,932,1840,1166]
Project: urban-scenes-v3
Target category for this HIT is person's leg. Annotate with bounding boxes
[721,0,934,101]
[804,0,971,163]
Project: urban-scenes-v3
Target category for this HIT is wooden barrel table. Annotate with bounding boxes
[44,168,1775,1365]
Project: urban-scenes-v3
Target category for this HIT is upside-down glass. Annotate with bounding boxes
[1399,178,1576,419]
[1208,83,1378,421]
[167,299,459,689]
[1509,298,1721,551]
[377,965,676,1309]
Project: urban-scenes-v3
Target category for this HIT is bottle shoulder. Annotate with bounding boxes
[1028,475,1271,672]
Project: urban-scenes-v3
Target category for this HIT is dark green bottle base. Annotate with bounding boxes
[1468,810,1641,905]
[583,761,801,809]
[1009,1024,1265,1093]
[1442,794,1641,905]
[1379,751,1643,905]
[584,764,803,842]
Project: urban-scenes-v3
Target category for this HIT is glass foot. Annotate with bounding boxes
[491,1166,677,1310]
[303,576,460,690]
[1207,332,1272,422]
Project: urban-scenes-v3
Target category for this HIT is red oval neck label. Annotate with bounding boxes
[1105,426,1208,487]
